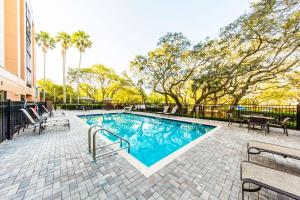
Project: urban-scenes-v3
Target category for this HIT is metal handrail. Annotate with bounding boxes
[88,125,130,161]
[88,125,103,153]
[92,128,130,161]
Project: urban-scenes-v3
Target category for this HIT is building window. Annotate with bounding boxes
[0,91,7,101]
[20,95,25,101]
[0,0,4,68]
[25,3,32,88]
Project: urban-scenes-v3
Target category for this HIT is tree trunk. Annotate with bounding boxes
[164,94,169,105]
[63,52,66,104]
[77,52,82,104]
[229,86,248,112]
[141,93,145,104]
[43,53,46,102]
[140,87,145,104]
[169,94,183,113]
[191,97,205,116]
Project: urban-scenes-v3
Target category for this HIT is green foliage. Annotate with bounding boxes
[71,31,92,53]
[131,32,201,108]
[55,32,72,54]
[147,92,165,104]
[58,104,104,110]
[67,65,144,104]
[37,79,77,103]
[36,1,300,106]
[130,0,300,107]
[36,31,56,53]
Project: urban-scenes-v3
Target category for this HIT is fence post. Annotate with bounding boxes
[6,99,11,140]
[297,103,300,130]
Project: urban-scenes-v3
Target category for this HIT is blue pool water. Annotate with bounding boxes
[79,113,215,167]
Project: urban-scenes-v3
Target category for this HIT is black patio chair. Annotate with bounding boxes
[269,117,291,136]
[228,113,248,127]
[248,116,269,135]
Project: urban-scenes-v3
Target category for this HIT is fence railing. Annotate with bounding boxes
[145,104,300,130]
[57,102,300,129]
[1,101,298,144]
[0,100,46,143]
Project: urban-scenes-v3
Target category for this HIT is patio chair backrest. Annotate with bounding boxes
[140,105,146,110]
[42,105,49,113]
[20,109,35,124]
[163,106,169,113]
[30,107,41,119]
[171,105,178,114]
[282,117,291,125]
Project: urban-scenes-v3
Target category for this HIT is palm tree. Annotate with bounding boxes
[36,31,56,102]
[55,32,72,104]
[71,31,92,103]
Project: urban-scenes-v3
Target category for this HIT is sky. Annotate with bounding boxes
[31,0,254,84]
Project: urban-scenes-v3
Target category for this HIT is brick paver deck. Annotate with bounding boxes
[0,110,299,200]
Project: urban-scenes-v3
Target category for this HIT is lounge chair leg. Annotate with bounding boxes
[264,128,266,136]
[242,183,245,200]
[284,127,288,136]
[39,124,42,135]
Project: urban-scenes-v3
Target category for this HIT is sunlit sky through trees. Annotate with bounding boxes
[32,0,253,84]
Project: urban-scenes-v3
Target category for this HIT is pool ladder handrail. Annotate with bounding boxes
[88,125,130,161]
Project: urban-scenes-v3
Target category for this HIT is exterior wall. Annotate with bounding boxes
[20,0,25,80]
[4,0,19,76]
[31,22,36,89]
[0,0,36,101]
[0,0,4,68]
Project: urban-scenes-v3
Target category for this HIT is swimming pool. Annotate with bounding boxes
[79,113,217,176]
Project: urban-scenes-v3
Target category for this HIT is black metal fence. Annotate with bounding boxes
[0,100,45,143]
[57,102,300,129]
[1,101,299,143]
[146,104,300,130]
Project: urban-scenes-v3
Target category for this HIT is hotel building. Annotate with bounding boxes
[0,0,37,101]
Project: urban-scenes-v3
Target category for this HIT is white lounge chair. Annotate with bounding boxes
[20,109,70,135]
[132,105,139,111]
[140,104,146,110]
[163,105,178,115]
[132,104,146,111]
[29,107,67,123]
[247,140,300,161]
[240,161,300,199]
[156,106,169,114]
[123,105,133,111]
[41,105,65,117]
